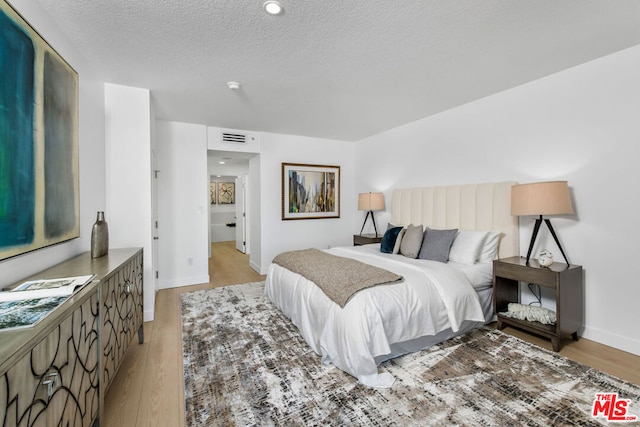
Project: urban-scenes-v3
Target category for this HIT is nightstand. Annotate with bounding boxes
[353,234,382,246]
[493,256,583,351]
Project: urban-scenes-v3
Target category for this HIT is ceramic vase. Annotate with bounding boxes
[91,211,109,258]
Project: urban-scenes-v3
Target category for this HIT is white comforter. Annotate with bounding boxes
[265,245,486,388]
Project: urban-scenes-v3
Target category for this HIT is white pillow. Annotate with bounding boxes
[479,231,502,261]
[392,228,405,254]
[448,230,489,264]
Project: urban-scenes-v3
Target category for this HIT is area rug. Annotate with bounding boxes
[181,282,640,426]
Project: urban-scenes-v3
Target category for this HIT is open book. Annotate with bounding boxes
[0,275,96,303]
[0,275,96,330]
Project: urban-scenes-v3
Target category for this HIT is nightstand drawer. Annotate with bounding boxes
[494,261,556,288]
[353,234,382,246]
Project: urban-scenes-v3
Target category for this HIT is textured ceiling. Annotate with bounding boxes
[33,0,640,141]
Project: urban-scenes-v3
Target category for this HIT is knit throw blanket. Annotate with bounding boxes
[272,248,402,307]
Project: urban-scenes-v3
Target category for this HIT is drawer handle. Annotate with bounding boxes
[124,283,132,294]
[41,373,58,399]
[42,379,53,399]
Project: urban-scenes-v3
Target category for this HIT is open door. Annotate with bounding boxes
[235,176,246,253]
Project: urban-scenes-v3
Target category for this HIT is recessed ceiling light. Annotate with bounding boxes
[263,1,283,15]
[227,81,240,90]
[219,161,226,164]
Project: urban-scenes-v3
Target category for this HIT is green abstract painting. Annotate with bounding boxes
[0,0,79,261]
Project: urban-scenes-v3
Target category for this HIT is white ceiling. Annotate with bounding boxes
[34,0,640,142]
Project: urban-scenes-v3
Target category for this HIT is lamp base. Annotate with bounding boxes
[525,215,569,265]
[359,211,379,237]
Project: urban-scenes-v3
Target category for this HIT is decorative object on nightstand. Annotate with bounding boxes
[537,249,553,267]
[358,192,385,237]
[493,256,583,351]
[511,181,574,265]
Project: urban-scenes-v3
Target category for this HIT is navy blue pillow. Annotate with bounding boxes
[380,227,403,253]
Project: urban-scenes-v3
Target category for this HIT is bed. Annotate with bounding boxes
[265,182,519,388]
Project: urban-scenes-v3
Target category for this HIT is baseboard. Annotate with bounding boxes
[157,275,210,290]
[250,260,266,275]
[144,308,155,322]
[582,325,640,356]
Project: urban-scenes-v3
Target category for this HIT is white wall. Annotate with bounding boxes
[104,83,155,320]
[258,133,356,273]
[355,45,640,356]
[248,155,262,272]
[156,121,209,289]
[1,1,106,288]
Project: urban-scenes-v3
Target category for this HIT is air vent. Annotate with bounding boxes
[221,132,247,144]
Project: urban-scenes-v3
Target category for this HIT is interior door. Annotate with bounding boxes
[235,176,246,253]
[151,148,159,291]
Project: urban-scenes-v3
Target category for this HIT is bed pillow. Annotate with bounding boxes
[392,228,405,254]
[448,230,490,264]
[479,231,502,261]
[418,227,458,263]
[380,227,403,253]
[400,224,423,258]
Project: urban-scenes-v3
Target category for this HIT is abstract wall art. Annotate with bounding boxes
[282,163,340,220]
[210,182,217,205]
[218,182,235,205]
[0,0,79,261]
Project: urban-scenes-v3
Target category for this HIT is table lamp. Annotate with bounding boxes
[358,192,385,237]
[511,181,574,265]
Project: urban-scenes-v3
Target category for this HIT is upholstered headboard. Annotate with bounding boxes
[390,181,519,259]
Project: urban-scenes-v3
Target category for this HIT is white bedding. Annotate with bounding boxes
[265,244,488,388]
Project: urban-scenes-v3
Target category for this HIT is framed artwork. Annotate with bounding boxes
[282,163,340,220]
[0,1,80,261]
[218,182,235,205]
[210,182,216,204]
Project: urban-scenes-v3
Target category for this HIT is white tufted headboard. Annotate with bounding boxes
[390,181,519,259]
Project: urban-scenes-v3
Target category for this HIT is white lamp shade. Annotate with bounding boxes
[358,192,385,211]
[511,181,574,216]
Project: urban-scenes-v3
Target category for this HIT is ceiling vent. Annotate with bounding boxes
[221,132,247,144]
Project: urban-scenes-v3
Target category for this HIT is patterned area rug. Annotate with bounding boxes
[181,282,640,426]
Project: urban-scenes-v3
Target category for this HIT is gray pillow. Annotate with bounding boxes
[418,227,458,262]
[400,224,424,258]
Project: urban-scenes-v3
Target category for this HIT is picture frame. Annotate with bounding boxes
[218,182,235,205]
[1,0,80,261]
[282,163,340,220]
[210,182,217,204]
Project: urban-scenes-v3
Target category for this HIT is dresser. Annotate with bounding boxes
[0,248,143,427]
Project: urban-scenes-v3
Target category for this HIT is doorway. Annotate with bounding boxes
[206,150,258,278]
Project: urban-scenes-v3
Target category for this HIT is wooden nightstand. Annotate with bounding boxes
[353,234,382,246]
[493,256,583,351]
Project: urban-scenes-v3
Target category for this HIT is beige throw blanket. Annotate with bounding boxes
[272,248,403,307]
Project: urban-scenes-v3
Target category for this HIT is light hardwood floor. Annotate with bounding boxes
[104,242,640,426]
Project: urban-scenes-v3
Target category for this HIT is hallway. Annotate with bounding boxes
[103,241,264,427]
